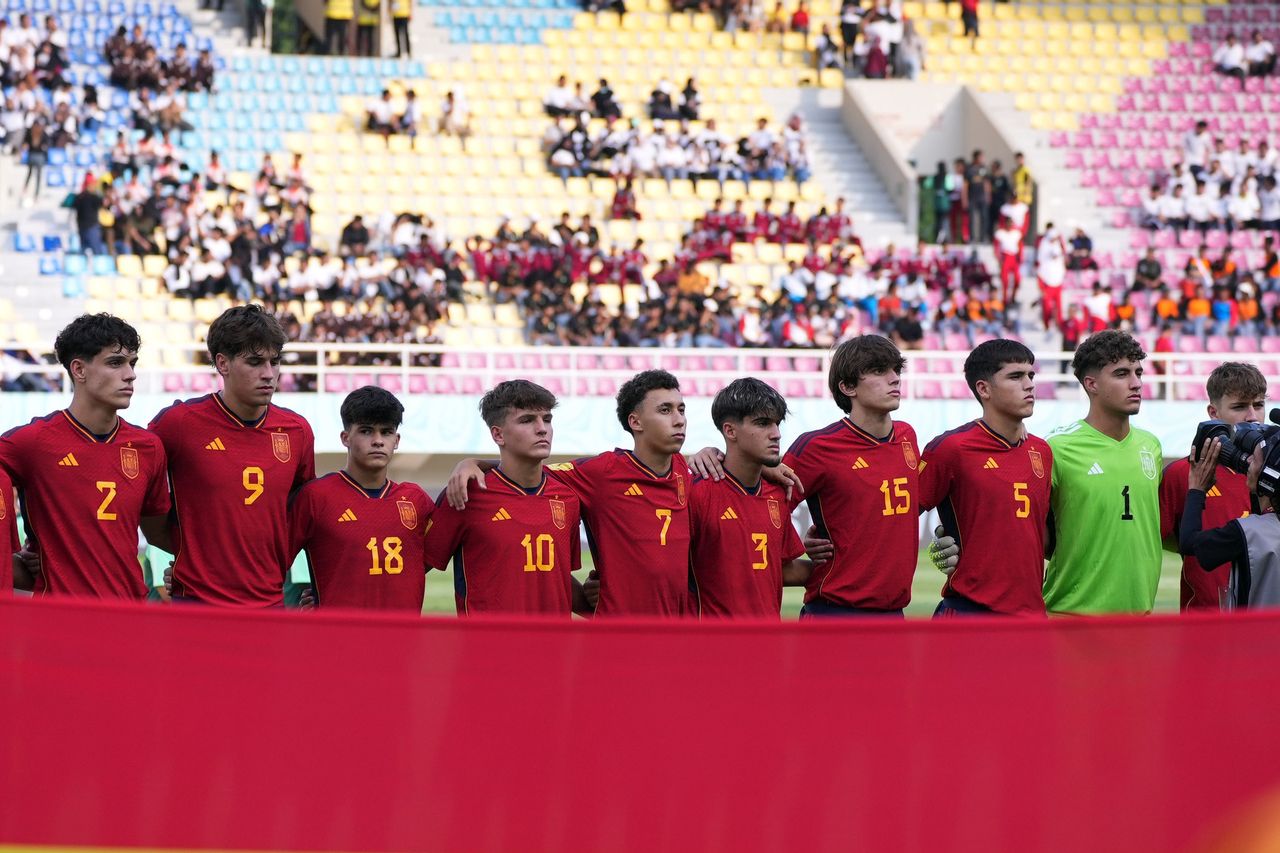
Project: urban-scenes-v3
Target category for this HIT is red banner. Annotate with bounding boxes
[2,599,1279,852]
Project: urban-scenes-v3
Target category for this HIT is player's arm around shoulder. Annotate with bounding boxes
[918,432,954,512]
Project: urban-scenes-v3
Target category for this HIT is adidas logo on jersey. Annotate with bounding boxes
[720,507,739,520]
[205,437,226,451]
[851,457,869,470]
[983,457,999,469]
[491,507,512,521]
[338,509,357,523]
[1208,485,1222,498]
[624,483,644,496]
[57,453,79,467]
[1087,462,1105,475]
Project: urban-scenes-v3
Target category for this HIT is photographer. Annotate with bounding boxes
[1160,363,1265,610]
[1179,430,1280,610]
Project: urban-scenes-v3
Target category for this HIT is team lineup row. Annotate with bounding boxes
[0,304,1270,617]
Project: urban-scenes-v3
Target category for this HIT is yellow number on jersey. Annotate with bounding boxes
[751,533,768,570]
[521,533,556,572]
[242,466,265,505]
[366,537,404,575]
[95,481,118,521]
[879,477,910,516]
[1013,482,1030,518]
[655,508,672,545]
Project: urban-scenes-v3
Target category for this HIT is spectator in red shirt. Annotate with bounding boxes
[960,0,979,49]
[790,0,810,34]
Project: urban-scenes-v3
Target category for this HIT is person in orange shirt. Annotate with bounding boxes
[1238,279,1261,336]
[1154,287,1181,327]
[1185,286,1211,338]
[1211,247,1238,289]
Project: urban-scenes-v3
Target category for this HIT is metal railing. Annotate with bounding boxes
[0,343,1264,399]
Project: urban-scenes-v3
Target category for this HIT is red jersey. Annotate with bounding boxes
[149,394,315,606]
[0,468,16,596]
[548,449,692,617]
[1160,458,1250,611]
[0,411,169,599]
[688,473,804,619]
[423,468,580,617]
[919,420,1053,615]
[289,472,436,612]
[783,419,921,611]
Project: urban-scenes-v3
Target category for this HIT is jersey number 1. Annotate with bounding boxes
[1120,485,1133,521]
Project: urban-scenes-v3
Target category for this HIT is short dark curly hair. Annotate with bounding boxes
[480,380,558,428]
[1071,330,1146,382]
[616,369,681,433]
[54,314,141,377]
[206,304,287,362]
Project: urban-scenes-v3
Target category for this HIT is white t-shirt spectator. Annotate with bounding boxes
[994,225,1021,256]
[999,200,1029,230]
[1036,235,1066,286]
[1214,41,1245,70]
[1159,193,1187,219]
[1247,38,1275,66]
[1183,130,1211,169]
[1186,191,1216,223]
[1084,289,1112,323]
[368,98,394,126]
[163,259,191,294]
[1227,192,1260,224]
[1259,187,1280,222]
[544,81,573,113]
[747,126,776,155]
[778,265,815,301]
[1140,192,1162,221]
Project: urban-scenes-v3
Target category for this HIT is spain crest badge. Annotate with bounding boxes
[901,441,918,470]
[550,498,567,530]
[767,497,782,529]
[1029,449,1045,479]
[397,499,418,530]
[676,473,687,506]
[120,446,140,480]
[271,432,291,463]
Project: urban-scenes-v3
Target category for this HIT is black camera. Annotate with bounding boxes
[1193,409,1280,497]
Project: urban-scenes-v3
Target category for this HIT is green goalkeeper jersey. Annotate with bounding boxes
[1044,420,1163,615]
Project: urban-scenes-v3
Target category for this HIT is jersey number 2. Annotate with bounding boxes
[96,481,118,521]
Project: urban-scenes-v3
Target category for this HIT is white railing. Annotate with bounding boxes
[1,344,1269,400]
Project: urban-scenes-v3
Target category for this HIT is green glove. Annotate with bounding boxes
[927,524,959,577]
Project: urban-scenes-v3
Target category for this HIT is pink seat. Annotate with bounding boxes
[409,375,429,394]
[1206,336,1232,354]
[431,375,457,394]
[324,375,351,394]
[1232,336,1261,354]
[163,373,185,393]
[377,374,404,394]
[351,374,374,388]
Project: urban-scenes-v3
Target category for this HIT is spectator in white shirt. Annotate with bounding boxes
[1227,184,1260,232]
[656,136,689,188]
[1139,184,1164,230]
[366,89,396,144]
[1259,176,1280,231]
[1213,33,1246,88]
[1258,140,1278,178]
[1186,182,1219,233]
[543,74,574,117]
[1182,121,1211,178]
[1247,30,1276,77]
[397,88,420,139]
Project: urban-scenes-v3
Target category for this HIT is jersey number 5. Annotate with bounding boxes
[1014,482,1030,518]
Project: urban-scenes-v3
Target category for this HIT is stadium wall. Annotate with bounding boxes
[0,393,1221,457]
[2,598,1279,852]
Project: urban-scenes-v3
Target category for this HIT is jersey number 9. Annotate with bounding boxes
[243,466,265,505]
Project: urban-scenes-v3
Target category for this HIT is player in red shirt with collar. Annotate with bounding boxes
[426,381,585,616]
[1161,362,1263,610]
[0,469,17,596]
[689,379,809,619]
[449,370,694,617]
[0,314,170,599]
[783,335,921,616]
[150,306,315,606]
[289,387,434,612]
[919,340,1053,616]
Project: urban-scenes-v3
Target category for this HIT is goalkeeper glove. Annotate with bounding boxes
[927,524,959,577]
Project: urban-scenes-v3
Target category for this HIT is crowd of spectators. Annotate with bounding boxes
[0,13,100,203]
[363,87,471,146]
[1136,122,1280,235]
[926,149,1034,245]
[542,78,812,188]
